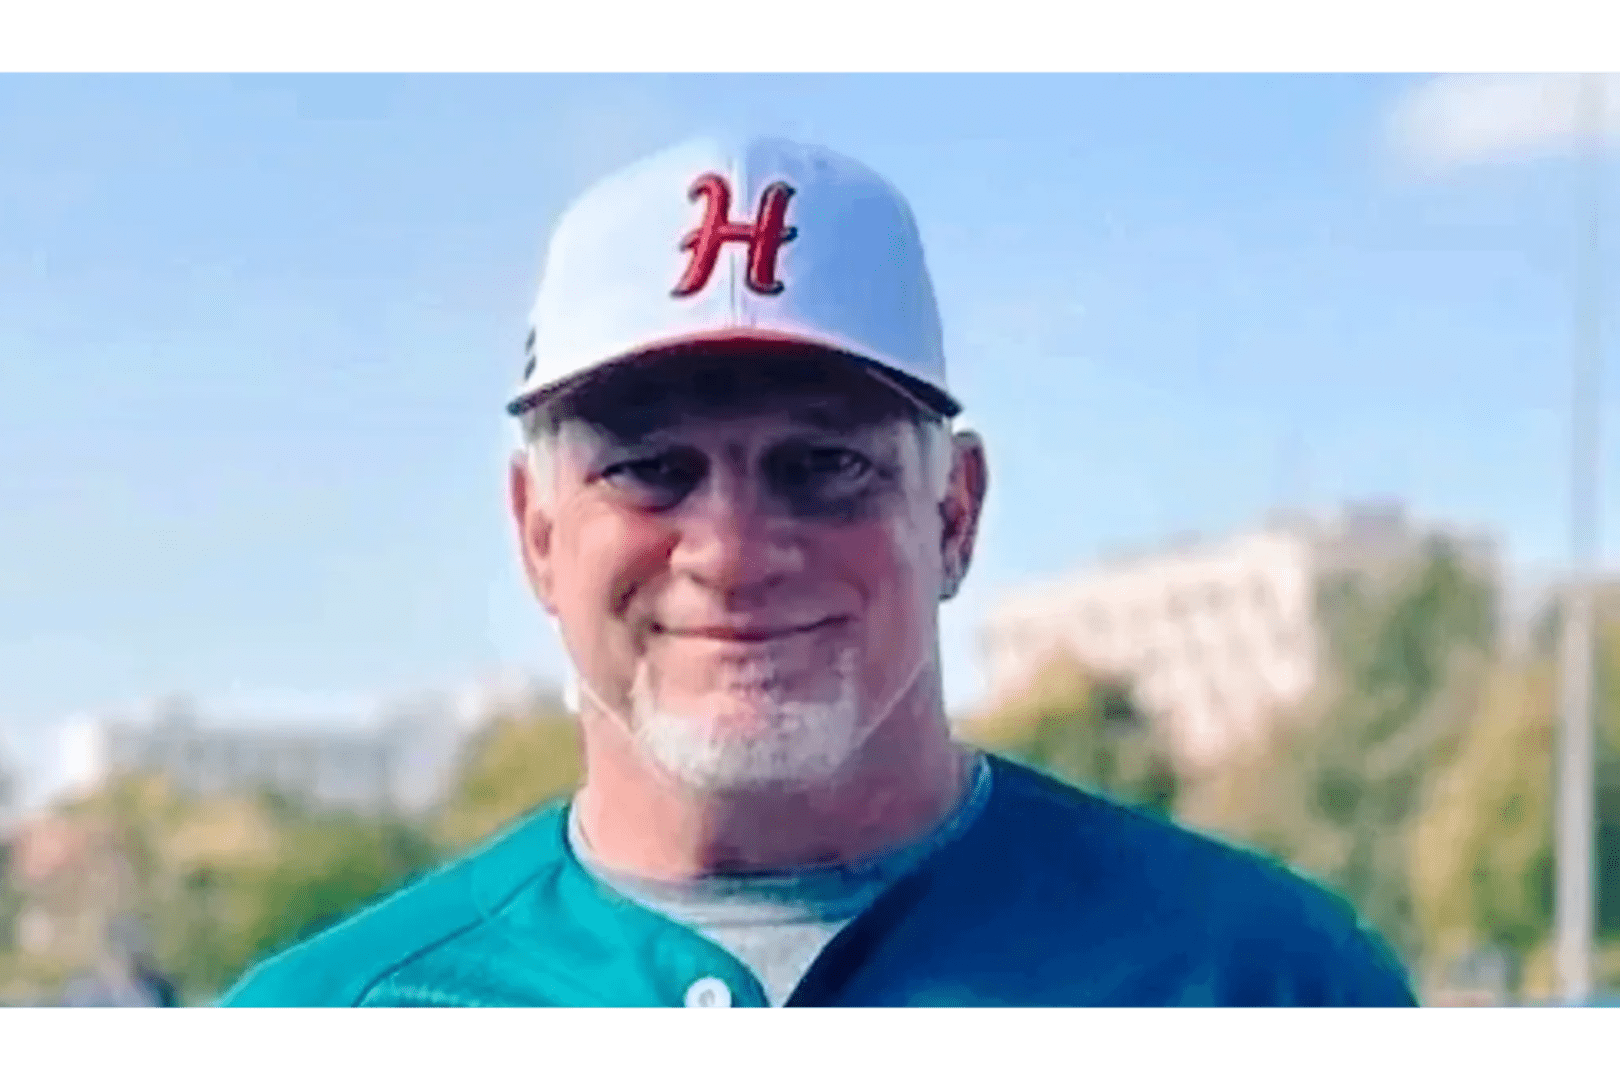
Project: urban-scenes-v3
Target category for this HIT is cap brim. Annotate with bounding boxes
[506,329,961,421]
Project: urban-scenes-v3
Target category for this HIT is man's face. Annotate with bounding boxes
[512,350,983,793]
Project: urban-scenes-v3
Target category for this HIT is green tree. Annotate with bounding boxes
[35,777,438,1003]
[1183,539,1498,964]
[0,751,14,825]
[1410,590,1620,995]
[209,811,437,992]
[965,652,1178,815]
[435,708,584,852]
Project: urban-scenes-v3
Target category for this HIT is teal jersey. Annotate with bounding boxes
[219,756,1417,1007]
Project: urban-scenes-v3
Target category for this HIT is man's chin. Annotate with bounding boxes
[630,703,864,793]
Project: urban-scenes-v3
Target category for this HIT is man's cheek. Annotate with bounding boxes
[873,536,937,609]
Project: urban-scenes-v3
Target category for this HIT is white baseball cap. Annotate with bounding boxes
[507,134,960,419]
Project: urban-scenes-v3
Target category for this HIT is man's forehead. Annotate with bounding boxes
[548,344,927,441]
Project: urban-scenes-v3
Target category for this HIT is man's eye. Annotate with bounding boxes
[771,447,872,491]
[601,452,705,503]
[808,448,869,478]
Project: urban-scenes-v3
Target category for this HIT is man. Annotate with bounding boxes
[221,135,1417,1007]
[61,915,179,1007]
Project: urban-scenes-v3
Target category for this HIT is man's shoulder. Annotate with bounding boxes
[972,756,1416,1004]
[218,801,571,1007]
[983,756,1312,895]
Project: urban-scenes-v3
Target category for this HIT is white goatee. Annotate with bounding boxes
[628,647,864,792]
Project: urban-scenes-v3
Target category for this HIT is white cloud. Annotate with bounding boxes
[1388,74,1620,172]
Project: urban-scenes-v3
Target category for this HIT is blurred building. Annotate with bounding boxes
[59,698,396,812]
[55,670,560,817]
[979,500,1498,774]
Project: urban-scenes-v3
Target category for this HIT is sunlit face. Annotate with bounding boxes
[513,350,963,793]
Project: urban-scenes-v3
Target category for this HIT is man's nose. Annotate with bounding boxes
[667,464,803,595]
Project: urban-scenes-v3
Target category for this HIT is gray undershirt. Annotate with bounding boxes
[567,752,993,1006]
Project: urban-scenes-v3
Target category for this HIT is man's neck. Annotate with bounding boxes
[571,683,968,880]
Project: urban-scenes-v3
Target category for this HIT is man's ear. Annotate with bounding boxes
[939,431,988,601]
[510,452,559,616]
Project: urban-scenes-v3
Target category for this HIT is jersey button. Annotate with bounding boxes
[684,977,732,1008]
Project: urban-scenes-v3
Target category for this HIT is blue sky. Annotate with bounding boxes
[2,74,1616,797]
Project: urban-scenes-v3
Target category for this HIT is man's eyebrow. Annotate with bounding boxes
[577,426,663,454]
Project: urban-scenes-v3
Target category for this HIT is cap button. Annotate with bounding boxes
[683,976,733,1008]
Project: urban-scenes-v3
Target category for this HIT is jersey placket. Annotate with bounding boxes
[556,852,770,1008]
